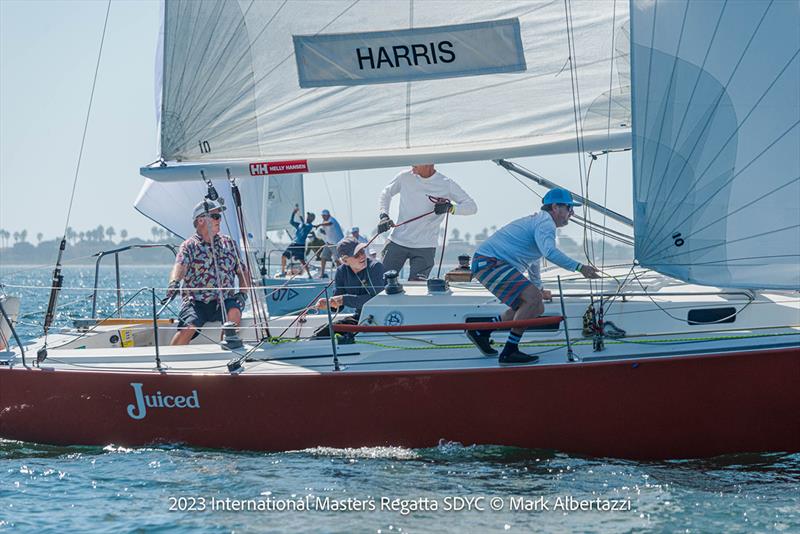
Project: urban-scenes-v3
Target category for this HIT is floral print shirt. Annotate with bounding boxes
[176,233,242,303]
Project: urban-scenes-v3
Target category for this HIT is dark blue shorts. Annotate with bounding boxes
[178,298,243,329]
[283,244,306,262]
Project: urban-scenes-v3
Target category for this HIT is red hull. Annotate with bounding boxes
[1,348,798,459]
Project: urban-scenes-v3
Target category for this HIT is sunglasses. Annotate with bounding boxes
[206,213,222,220]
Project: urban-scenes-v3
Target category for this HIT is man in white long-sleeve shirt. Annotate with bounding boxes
[377,164,477,280]
[471,188,599,364]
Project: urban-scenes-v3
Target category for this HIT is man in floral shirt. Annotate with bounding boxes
[166,199,249,345]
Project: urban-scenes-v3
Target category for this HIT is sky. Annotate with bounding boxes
[0,0,633,245]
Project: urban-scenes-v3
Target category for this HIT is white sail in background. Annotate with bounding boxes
[134,174,304,251]
[630,0,800,289]
[151,0,630,175]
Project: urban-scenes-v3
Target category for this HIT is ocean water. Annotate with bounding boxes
[1,266,799,532]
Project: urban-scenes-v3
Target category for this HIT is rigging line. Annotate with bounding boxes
[641,72,800,256]
[405,0,414,149]
[321,174,338,216]
[596,262,638,316]
[631,268,754,324]
[562,0,594,292]
[639,2,780,253]
[62,0,112,235]
[600,0,619,298]
[46,287,150,350]
[645,176,800,261]
[500,165,634,247]
[642,117,800,259]
[171,0,360,151]
[639,0,728,210]
[643,253,800,268]
[635,0,660,194]
[640,0,691,216]
[652,240,800,264]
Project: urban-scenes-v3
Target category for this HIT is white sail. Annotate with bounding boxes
[144,0,630,179]
[630,0,800,289]
[134,174,304,251]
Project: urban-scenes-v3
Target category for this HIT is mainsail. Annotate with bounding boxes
[142,0,630,179]
[630,0,800,289]
[134,174,304,251]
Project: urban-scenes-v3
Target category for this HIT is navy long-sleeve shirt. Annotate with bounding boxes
[333,259,386,313]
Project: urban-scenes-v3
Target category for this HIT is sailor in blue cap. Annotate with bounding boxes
[470,188,599,364]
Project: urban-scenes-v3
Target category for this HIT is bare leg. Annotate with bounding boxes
[171,327,196,346]
[280,255,287,275]
[226,307,242,326]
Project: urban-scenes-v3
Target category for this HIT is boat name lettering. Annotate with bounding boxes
[126,382,200,420]
[356,41,455,70]
[294,18,526,88]
[249,160,309,176]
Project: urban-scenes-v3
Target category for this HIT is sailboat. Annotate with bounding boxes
[0,0,798,460]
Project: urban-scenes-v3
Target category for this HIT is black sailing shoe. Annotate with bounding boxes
[498,348,539,365]
[466,329,497,356]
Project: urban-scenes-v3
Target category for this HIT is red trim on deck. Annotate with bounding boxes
[333,316,563,333]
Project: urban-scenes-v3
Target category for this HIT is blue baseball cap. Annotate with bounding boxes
[322,209,331,216]
[542,188,581,207]
[351,226,359,233]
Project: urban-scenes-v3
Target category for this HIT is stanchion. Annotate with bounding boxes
[324,287,340,371]
[557,276,579,362]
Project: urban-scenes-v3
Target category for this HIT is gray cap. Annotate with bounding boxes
[192,199,226,220]
[337,237,368,258]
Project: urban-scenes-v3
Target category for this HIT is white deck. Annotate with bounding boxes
[4,268,798,376]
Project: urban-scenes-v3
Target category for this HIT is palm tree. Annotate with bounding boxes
[450,228,460,242]
[0,229,8,248]
[12,231,19,244]
[79,231,86,242]
[151,226,160,242]
[120,229,128,241]
[36,232,43,243]
[464,232,471,244]
[106,226,116,243]
[19,229,27,243]
[66,226,76,244]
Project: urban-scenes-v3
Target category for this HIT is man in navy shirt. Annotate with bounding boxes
[281,207,315,278]
[317,237,385,318]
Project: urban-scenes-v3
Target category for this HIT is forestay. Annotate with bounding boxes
[630,0,800,289]
[134,174,304,250]
[149,0,630,176]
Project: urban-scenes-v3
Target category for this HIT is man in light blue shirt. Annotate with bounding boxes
[351,226,368,244]
[471,188,599,364]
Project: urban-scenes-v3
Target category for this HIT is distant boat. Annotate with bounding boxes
[1,0,798,459]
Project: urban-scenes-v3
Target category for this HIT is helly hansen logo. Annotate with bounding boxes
[249,160,309,176]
